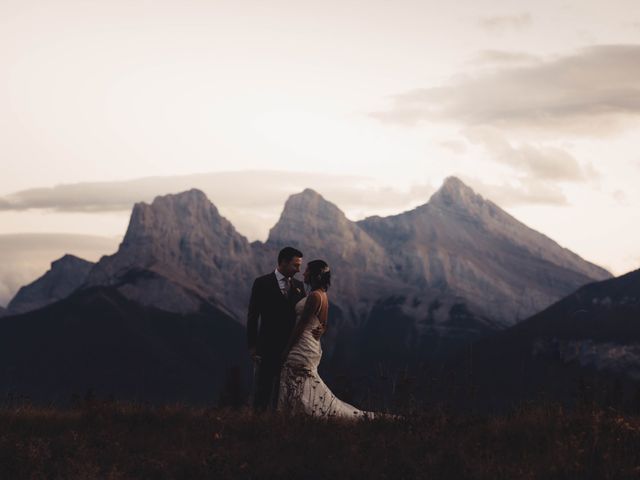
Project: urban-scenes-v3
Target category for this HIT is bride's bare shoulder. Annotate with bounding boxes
[302,291,325,311]
[307,290,322,299]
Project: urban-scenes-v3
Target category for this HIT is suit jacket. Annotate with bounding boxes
[247,272,306,360]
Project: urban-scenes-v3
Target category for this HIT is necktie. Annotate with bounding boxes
[284,277,292,298]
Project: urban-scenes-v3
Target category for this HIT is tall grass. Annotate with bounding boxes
[2,396,640,479]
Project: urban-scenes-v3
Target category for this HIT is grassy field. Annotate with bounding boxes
[2,398,640,479]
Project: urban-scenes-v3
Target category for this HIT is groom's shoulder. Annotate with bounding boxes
[253,272,275,285]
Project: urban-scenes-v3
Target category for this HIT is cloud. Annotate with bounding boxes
[478,13,532,32]
[0,171,436,241]
[469,50,541,66]
[459,175,569,207]
[371,45,640,135]
[0,233,119,307]
[613,190,628,204]
[438,139,468,154]
[0,171,434,214]
[464,127,598,182]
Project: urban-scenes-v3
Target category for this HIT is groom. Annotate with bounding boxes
[247,246,306,411]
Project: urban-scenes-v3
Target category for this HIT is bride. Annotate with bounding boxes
[277,259,377,420]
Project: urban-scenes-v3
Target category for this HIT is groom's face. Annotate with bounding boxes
[280,256,302,278]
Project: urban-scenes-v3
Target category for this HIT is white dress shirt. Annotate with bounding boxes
[274,268,291,295]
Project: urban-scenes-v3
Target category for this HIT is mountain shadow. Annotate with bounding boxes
[441,268,640,412]
[0,284,249,407]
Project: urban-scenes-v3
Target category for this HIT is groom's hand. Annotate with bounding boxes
[249,347,259,362]
[311,325,325,340]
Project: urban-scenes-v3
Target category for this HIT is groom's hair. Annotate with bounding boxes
[278,246,303,264]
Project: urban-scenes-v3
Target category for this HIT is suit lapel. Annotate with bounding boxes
[270,272,282,296]
[290,279,304,302]
[271,273,306,304]
[270,272,290,305]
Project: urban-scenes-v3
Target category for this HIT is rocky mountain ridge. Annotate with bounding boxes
[6,254,94,316]
[84,189,258,317]
[358,177,609,327]
[6,177,612,350]
[443,267,640,410]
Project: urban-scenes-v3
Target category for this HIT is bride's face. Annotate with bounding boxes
[303,266,310,284]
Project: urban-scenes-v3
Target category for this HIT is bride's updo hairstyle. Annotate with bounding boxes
[307,259,331,291]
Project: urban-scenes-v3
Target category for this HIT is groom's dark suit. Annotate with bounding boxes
[247,272,306,410]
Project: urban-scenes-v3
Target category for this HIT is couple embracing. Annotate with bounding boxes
[247,247,376,419]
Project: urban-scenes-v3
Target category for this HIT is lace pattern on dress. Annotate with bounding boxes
[278,294,377,420]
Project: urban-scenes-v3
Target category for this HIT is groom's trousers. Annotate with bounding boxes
[253,355,282,411]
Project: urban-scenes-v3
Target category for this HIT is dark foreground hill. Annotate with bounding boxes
[0,286,249,407]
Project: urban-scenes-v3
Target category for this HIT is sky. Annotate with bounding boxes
[1,0,640,306]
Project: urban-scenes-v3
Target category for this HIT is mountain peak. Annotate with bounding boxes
[85,187,255,317]
[429,176,486,212]
[146,188,216,215]
[122,189,228,246]
[153,188,209,205]
[7,253,94,315]
[268,189,347,244]
[287,188,332,205]
[442,176,467,191]
[300,187,323,198]
[267,189,392,286]
[281,188,345,221]
[51,254,92,269]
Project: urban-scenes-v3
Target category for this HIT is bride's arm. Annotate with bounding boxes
[283,291,322,359]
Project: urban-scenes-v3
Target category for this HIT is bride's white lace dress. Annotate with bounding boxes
[277,296,376,419]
